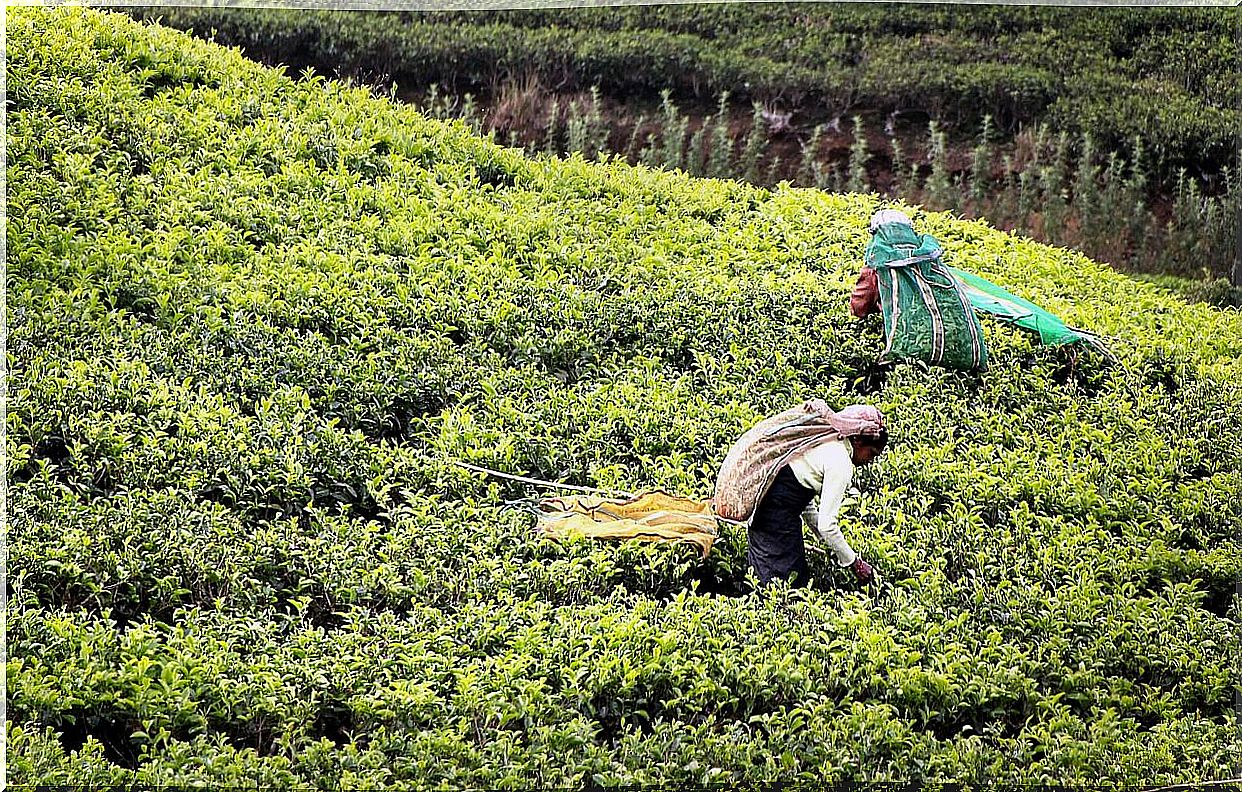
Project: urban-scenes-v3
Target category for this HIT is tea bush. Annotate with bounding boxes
[7,9,1242,789]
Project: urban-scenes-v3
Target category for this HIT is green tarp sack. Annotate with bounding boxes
[865,222,989,371]
[946,265,1111,356]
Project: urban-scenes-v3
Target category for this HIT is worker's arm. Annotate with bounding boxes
[800,442,858,567]
[849,267,880,318]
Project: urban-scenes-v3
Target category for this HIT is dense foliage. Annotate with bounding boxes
[133,4,1239,177]
[410,84,1240,283]
[8,9,1242,789]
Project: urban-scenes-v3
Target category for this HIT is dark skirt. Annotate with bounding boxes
[748,465,817,587]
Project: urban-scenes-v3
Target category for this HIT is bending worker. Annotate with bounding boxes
[713,399,887,587]
[851,209,988,371]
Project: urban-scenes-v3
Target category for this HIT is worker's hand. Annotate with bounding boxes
[850,556,875,584]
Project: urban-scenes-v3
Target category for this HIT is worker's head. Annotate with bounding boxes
[850,429,888,467]
[869,209,913,234]
[826,404,887,466]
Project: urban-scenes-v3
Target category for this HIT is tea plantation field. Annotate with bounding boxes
[138,4,1239,176]
[7,9,1242,788]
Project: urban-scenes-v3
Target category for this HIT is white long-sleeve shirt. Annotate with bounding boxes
[787,438,857,567]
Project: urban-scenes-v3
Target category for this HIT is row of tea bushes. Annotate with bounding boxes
[131,4,1239,175]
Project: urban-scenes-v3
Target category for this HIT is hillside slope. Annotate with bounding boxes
[135,4,1239,173]
[8,9,1241,788]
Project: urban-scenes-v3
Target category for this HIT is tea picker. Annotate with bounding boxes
[464,399,888,590]
[850,209,989,371]
[713,399,888,588]
[851,209,1113,368]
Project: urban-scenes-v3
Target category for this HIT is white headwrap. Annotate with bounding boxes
[869,209,913,233]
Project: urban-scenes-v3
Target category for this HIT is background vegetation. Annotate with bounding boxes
[134,4,1240,173]
[413,87,1240,291]
[131,4,1242,289]
[8,9,1242,790]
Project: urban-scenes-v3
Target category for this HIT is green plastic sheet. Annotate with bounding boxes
[947,265,1088,347]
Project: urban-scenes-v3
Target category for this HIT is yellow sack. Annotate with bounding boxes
[536,491,719,558]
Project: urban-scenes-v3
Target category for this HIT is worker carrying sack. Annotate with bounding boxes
[865,213,989,371]
[534,401,884,556]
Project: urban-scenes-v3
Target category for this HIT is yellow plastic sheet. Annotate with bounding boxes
[536,491,719,558]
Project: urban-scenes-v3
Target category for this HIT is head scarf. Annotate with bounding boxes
[826,404,886,438]
[869,209,913,233]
